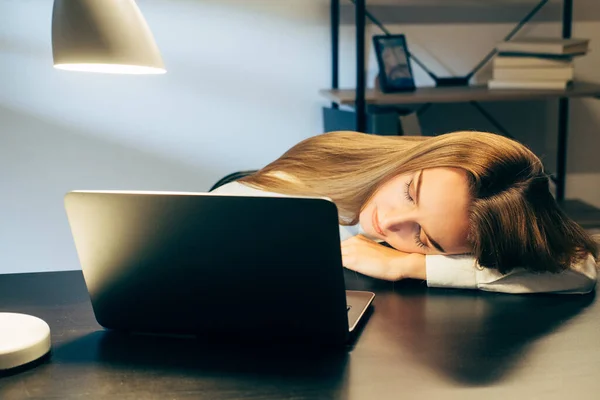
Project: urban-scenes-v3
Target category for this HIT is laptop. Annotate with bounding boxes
[64,191,375,345]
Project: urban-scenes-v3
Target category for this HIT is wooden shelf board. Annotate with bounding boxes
[320,82,600,106]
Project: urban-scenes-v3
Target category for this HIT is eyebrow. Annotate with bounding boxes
[414,171,446,254]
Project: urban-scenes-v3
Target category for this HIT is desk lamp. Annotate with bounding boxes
[0,0,165,373]
[52,0,166,74]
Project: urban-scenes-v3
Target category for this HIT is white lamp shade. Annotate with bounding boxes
[52,0,166,74]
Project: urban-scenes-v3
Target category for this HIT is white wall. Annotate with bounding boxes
[0,0,599,274]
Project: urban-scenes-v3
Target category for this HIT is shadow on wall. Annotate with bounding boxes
[339,0,600,25]
[0,105,218,274]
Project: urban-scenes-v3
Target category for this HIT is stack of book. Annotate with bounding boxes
[488,37,589,90]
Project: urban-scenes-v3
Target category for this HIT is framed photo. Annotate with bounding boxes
[373,34,416,93]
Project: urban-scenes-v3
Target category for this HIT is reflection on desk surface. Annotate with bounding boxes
[0,270,598,399]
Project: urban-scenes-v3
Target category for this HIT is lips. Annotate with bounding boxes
[373,208,385,236]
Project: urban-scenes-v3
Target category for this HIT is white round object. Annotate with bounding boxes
[0,313,51,370]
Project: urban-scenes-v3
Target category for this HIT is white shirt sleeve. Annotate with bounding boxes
[426,253,598,294]
[211,181,290,197]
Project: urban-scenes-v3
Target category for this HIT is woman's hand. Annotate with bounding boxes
[341,235,426,281]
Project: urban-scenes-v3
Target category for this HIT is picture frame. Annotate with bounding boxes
[372,34,416,93]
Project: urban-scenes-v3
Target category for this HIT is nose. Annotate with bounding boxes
[380,208,417,234]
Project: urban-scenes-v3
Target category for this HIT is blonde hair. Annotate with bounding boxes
[240,131,598,274]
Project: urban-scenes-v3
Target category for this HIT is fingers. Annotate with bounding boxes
[341,240,355,266]
[344,259,404,281]
[340,236,374,265]
[341,237,405,281]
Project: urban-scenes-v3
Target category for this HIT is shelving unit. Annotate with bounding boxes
[322,0,600,226]
[320,82,600,106]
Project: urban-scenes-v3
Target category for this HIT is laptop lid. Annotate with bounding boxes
[64,191,351,344]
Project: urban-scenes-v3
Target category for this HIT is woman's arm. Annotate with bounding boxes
[342,236,597,294]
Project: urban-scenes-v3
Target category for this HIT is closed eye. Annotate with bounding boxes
[414,230,426,249]
[404,178,427,249]
[404,179,414,203]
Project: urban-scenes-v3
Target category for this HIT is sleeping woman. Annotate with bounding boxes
[213,131,598,294]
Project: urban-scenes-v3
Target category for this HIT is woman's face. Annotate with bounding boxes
[359,167,472,255]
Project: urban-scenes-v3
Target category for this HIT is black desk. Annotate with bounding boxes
[1,270,599,399]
